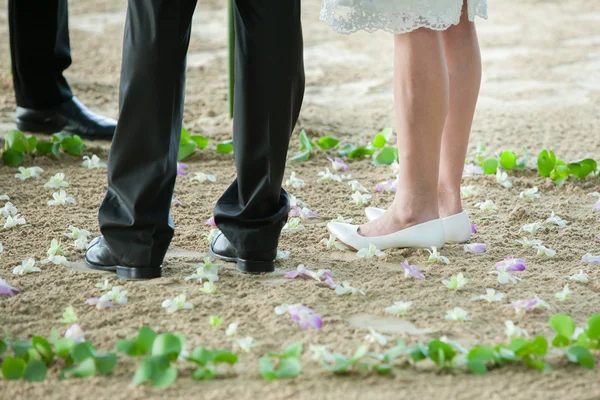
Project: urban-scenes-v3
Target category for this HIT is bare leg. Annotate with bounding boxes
[438,3,482,217]
[360,28,448,237]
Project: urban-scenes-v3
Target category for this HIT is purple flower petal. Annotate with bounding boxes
[308,313,323,329]
[289,205,300,218]
[496,256,526,271]
[324,277,336,288]
[400,261,424,279]
[287,304,322,329]
[376,180,397,193]
[328,157,349,172]
[86,297,99,305]
[177,163,188,176]
[464,243,487,254]
[284,271,300,279]
[206,216,216,227]
[471,224,477,234]
[507,298,538,311]
[463,163,484,176]
[593,199,600,212]
[0,278,20,296]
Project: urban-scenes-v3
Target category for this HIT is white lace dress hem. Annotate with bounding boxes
[320,0,488,35]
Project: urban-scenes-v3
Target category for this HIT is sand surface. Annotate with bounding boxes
[1,0,600,399]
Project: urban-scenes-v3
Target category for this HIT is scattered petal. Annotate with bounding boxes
[185,257,219,282]
[0,202,18,218]
[12,258,40,275]
[471,224,477,234]
[582,253,600,264]
[86,297,113,309]
[48,190,76,206]
[375,179,397,193]
[162,294,193,313]
[442,272,468,290]
[505,320,528,339]
[0,277,20,296]
[545,211,568,228]
[328,157,349,172]
[320,234,347,251]
[365,328,390,346]
[283,218,305,232]
[204,229,221,243]
[190,172,216,184]
[533,244,556,258]
[3,214,26,229]
[199,281,218,294]
[400,261,424,279]
[276,250,290,260]
[519,187,540,201]
[60,306,79,324]
[15,166,44,180]
[464,243,487,254]
[515,237,543,248]
[463,163,484,177]
[555,284,572,301]
[276,304,323,329]
[351,191,372,206]
[334,281,366,296]
[317,168,342,182]
[445,307,471,322]
[176,163,188,176]
[425,246,450,264]
[82,155,107,169]
[95,279,113,291]
[285,172,305,188]
[521,222,543,234]
[205,216,216,227]
[471,288,505,303]
[385,301,413,316]
[332,215,353,223]
[356,244,386,259]
[64,324,86,344]
[569,270,589,283]
[44,173,69,189]
[475,200,498,213]
[460,186,476,199]
[495,169,513,188]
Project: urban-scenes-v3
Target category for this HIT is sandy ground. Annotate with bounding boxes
[1,0,600,399]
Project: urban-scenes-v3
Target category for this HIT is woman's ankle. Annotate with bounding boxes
[437,190,463,218]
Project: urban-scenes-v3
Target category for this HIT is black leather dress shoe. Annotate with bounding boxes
[85,236,161,280]
[209,232,275,274]
[16,97,116,140]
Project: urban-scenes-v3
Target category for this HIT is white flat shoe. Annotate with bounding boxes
[365,208,472,244]
[326,219,445,251]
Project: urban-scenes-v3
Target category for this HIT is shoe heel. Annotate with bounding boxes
[237,259,275,274]
[16,118,63,134]
[116,266,162,280]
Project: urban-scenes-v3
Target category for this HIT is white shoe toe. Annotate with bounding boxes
[326,219,445,251]
[364,208,472,244]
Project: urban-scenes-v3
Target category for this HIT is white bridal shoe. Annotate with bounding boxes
[364,208,472,244]
[327,219,445,251]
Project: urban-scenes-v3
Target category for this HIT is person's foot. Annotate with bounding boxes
[209,232,275,274]
[84,236,162,280]
[358,201,439,238]
[16,97,116,140]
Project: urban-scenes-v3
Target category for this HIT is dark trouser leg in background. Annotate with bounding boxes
[214,0,305,265]
[8,0,73,109]
[96,0,197,276]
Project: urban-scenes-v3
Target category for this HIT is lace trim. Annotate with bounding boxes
[320,0,488,35]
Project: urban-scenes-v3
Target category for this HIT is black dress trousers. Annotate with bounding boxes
[8,0,74,109]
[98,0,305,267]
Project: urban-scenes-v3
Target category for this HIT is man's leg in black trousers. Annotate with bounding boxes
[87,0,198,279]
[8,0,73,109]
[8,0,117,139]
[213,0,305,271]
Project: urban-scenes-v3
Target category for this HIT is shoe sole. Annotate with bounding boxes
[16,118,113,141]
[208,246,275,274]
[84,256,162,280]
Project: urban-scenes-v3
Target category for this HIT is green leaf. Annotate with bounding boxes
[51,132,71,143]
[190,135,209,150]
[291,149,311,162]
[587,314,600,340]
[0,340,7,356]
[72,342,96,362]
[24,360,47,382]
[409,345,427,362]
[2,356,26,380]
[152,333,182,362]
[192,366,216,380]
[516,147,529,169]
[315,136,340,150]
[189,346,212,366]
[12,341,32,358]
[282,342,303,359]
[467,346,496,363]
[95,353,117,374]
[298,129,313,151]
[373,128,393,149]
[132,358,155,386]
[374,364,392,375]
[337,143,355,157]
[372,147,398,165]
[537,149,556,177]
[352,344,369,362]
[568,159,597,179]
[530,336,549,356]
[178,141,197,161]
[550,164,569,184]
[216,140,234,154]
[6,130,29,153]
[117,326,156,357]
[275,357,302,379]
[61,135,85,155]
[63,357,97,379]
[482,158,498,175]
[466,360,487,374]
[32,336,54,364]
[259,357,277,382]
[51,143,61,160]
[549,314,576,339]
[566,346,595,369]
[209,315,224,327]
[2,148,25,167]
[27,136,37,153]
[212,350,238,365]
[36,141,53,155]
[428,340,456,367]
[500,151,517,170]
[347,146,374,159]
[552,335,571,348]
